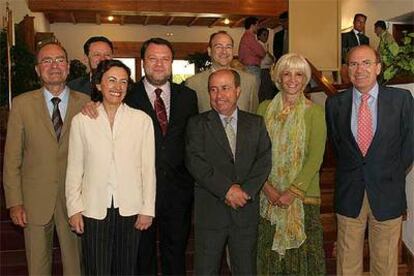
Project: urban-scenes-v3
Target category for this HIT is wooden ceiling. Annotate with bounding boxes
[27,0,288,28]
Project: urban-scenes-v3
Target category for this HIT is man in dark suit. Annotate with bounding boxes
[273,11,288,61]
[341,13,369,64]
[124,38,198,275]
[68,36,113,100]
[326,45,413,275]
[186,69,271,275]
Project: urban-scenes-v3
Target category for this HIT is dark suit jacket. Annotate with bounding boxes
[273,29,286,60]
[124,79,198,202]
[185,109,272,228]
[326,86,413,221]
[67,75,92,96]
[341,30,369,63]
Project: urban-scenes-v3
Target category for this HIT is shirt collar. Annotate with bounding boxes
[43,86,69,103]
[353,29,361,35]
[353,82,379,102]
[143,77,170,94]
[218,108,238,122]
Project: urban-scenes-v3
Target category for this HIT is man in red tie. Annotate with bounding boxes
[326,45,413,275]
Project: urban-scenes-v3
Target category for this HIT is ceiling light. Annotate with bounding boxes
[223,18,230,25]
[108,16,114,21]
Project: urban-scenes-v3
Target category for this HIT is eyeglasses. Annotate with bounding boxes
[348,60,378,69]
[38,57,67,65]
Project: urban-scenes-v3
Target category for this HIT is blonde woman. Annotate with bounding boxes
[257,53,326,275]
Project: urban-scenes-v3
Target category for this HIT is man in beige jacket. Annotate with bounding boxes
[186,31,259,113]
[3,42,89,275]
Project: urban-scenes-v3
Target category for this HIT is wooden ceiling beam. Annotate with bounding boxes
[208,18,221,28]
[120,15,125,25]
[187,16,199,27]
[28,0,287,17]
[70,12,77,24]
[143,16,150,25]
[165,16,175,26]
[96,13,101,25]
[231,17,245,28]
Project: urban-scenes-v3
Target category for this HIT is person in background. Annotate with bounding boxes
[341,13,369,65]
[257,27,277,102]
[66,59,156,275]
[186,31,259,113]
[68,36,113,100]
[273,11,289,61]
[326,45,413,276]
[186,69,271,275]
[257,53,327,275]
[3,42,89,275]
[238,16,266,85]
[374,20,396,61]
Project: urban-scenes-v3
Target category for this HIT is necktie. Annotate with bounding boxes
[224,116,236,158]
[357,94,373,156]
[357,32,362,45]
[154,88,168,136]
[51,97,63,141]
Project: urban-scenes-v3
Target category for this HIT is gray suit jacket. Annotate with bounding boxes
[185,109,271,228]
[326,86,413,221]
[185,68,259,113]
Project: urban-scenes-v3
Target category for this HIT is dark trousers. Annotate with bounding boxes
[195,223,258,276]
[82,207,141,275]
[137,190,192,275]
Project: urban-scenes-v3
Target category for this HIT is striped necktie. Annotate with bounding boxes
[51,97,63,141]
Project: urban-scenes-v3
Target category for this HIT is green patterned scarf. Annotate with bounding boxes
[260,92,307,256]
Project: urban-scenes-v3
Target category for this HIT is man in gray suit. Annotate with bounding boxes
[186,31,259,113]
[186,69,271,275]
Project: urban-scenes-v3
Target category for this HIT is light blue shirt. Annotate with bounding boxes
[43,86,69,121]
[351,83,379,140]
[219,108,238,134]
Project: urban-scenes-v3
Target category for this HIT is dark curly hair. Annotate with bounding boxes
[91,59,133,102]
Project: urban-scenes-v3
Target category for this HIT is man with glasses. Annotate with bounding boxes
[326,45,413,275]
[3,42,89,275]
[68,36,113,100]
[186,31,259,113]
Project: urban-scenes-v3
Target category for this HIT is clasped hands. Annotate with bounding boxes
[225,184,251,210]
[263,182,294,209]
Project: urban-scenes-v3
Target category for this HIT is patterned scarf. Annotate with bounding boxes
[260,92,307,256]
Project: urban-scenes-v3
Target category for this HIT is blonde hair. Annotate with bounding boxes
[271,53,311,91]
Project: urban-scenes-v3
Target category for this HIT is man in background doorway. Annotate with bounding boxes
[273,11,289,61]
[257,28,276,102]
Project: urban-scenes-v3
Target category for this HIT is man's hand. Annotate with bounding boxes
[263,182,281,206]
[10,205,27,227]
[276,190,295,209]
[69,213,84,234]
[135,215,153,231]
[225,184,250,209]
[81,101,100,119]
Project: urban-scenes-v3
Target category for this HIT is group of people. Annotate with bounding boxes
[3,13,413,276]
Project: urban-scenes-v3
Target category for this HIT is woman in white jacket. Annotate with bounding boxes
[65,59,156,275]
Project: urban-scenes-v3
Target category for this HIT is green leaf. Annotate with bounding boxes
[408,32,414,38]
[383,66,397,81]
[389,43,400,56]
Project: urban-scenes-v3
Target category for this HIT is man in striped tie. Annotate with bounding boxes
[326,45,413,276]
[3,42,89,275]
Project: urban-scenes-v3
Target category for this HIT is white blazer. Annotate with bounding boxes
[65,104,156,219]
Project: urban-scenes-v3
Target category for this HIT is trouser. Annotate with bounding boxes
[82,207,141,275]
[336,193,402,276]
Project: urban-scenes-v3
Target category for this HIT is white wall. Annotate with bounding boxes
[341,0,414,49]
[50,23,245,61]
[0,0,50,32]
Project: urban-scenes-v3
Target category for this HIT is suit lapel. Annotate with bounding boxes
[206,111,234,159]
[60,90,78,141]
[136,81,163,139]
[35,89,56,139]
[234,110,248,164]
[168,83,178,136]
[340,89,360,154]
[365,87,385,157]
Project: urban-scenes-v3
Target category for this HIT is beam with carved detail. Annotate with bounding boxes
[70,12,77,24]
[143,15,150,25]
[231,16,245,28]
[96,13,101,24]
[165,16,175,25]
[27,0,287,17]
[187,16,199,27]
[120,15,125,25]
[208,18,221,28]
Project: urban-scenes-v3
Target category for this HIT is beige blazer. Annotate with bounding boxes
[3,88,89,225]
[185,68,259,113]
[65,104,156,219]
